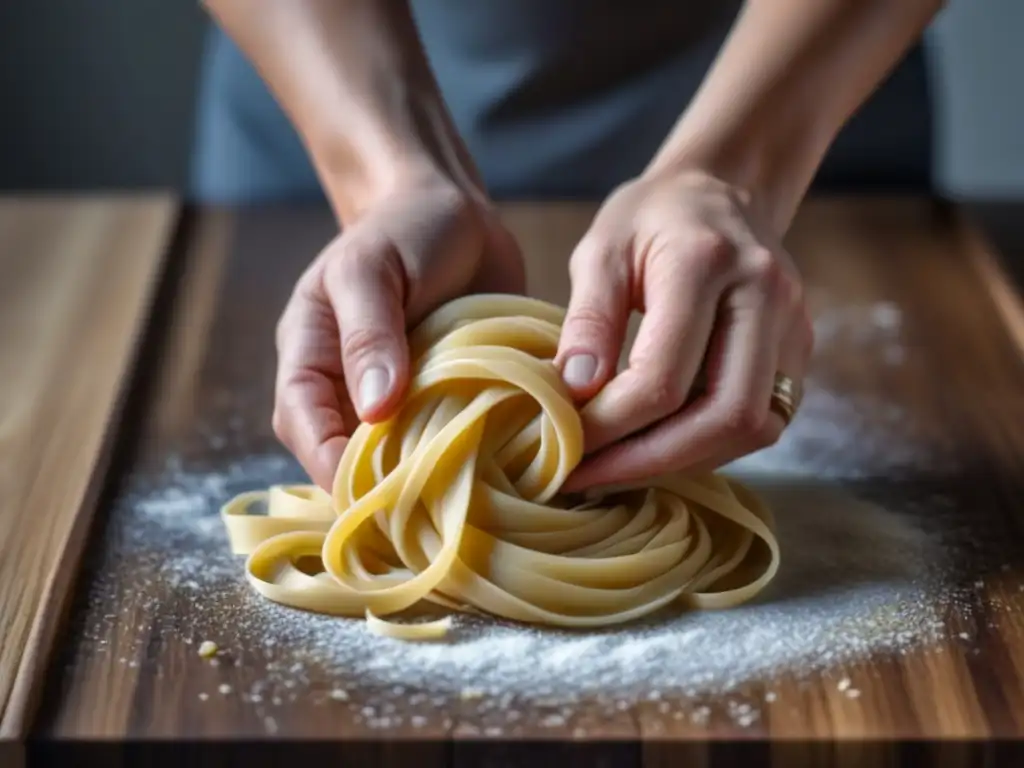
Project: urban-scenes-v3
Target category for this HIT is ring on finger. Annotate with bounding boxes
[769,372,802,426]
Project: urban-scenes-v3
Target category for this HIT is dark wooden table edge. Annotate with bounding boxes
[0,203,190,738]
[11,736,1024,768]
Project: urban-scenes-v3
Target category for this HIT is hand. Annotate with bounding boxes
[273,171,526,490]
[555,169,813,491]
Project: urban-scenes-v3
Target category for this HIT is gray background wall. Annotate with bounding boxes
[929,0,1023,197]
[0,0,207,191]
[0,0,1019,198]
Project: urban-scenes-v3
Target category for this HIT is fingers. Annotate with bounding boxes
[565,252,796,491]
[272,287,352,491]
[273,235,414,490]
[576,231,728,453]
[321,238,411,424]
[555,235,631,400]
[673,305,811,476]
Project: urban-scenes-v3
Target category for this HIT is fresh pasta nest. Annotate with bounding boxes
[221,295,780,639]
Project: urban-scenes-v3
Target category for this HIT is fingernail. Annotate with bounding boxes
[358,366,391,413]
[563,354,598,389]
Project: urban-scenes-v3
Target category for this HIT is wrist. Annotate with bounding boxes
[645,118,832,234]
[309,93,485,224]
[311,134,439,225]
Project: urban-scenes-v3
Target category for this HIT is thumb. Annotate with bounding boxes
[556,236,630,401]
[323,240,410,423]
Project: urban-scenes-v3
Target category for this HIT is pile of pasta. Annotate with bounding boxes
[221,295,780,639]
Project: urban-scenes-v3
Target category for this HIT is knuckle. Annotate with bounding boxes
[341,325,394,364]
[325,236,407,306]
[747,248,799,309]
[328,237,388,282]
[638,366,690,414]
[340,233,387,263]
[747,246,781,282]
[726,185,753,210]
[567,254,588,282]
[568,234,611,275]
[691,230,735,274]
[565,304,616,342]
[716,399,769,439]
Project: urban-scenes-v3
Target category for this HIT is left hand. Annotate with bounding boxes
[555,168,814,492]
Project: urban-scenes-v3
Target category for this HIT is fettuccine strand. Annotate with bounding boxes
[221,295,780,639]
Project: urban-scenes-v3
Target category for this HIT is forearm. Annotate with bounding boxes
[201,0,480,223]
[647,0,945,231]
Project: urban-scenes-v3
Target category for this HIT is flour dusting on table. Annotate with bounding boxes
[77,301,980,729]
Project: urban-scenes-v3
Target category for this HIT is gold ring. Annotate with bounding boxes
[769,373,801,426]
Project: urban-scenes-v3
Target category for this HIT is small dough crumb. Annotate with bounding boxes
[845,688,861,699]
[198,692,209,701]
[198,641,218,659]
[837,677,851,692]
[218,683,233,695]
[329,688,349,701]
[765,692,778,703]
[459,687,484,701]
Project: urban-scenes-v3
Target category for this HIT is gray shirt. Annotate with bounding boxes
[189,1,933,202]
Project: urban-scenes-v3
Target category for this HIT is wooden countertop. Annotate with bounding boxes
[4,195,1024,758]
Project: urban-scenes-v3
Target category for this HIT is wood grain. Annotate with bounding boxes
[957,206,1024,358]
[29,198,1024,751]
[0,196,178,736]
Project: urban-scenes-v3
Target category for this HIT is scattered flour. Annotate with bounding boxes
[812,302,904,363]
[75,301,981,729]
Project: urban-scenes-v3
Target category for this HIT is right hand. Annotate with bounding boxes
[273,172,526,490]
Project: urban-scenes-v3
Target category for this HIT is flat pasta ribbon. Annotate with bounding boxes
[220,295,780,639]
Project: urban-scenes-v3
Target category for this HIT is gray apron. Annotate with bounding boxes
[189,1,933,202]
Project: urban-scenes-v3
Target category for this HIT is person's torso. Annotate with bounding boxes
[410,0,744,197]
[193,0,934,201]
